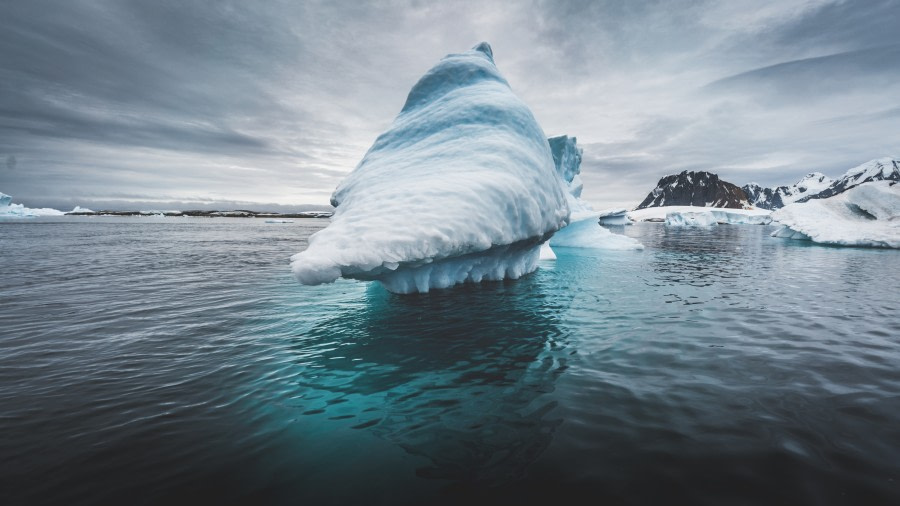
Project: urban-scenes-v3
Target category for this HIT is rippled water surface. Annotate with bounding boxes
[2,217,899,505]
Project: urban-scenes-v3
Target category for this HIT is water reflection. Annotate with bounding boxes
[281,276,569,484]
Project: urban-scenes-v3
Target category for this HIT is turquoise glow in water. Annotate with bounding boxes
[1,217,899,505]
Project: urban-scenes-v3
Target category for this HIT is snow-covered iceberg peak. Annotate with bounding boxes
[291,43,570,293]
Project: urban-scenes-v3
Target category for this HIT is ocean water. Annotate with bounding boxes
[1,217,899,505]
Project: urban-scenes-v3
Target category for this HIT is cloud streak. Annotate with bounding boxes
[1,0,897,210]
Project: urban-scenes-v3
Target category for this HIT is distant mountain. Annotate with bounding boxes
[635,170,748,210]
[742,173,833,210]
[796,157,899,203]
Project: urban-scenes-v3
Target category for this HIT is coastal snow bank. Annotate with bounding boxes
[771,181,900,248]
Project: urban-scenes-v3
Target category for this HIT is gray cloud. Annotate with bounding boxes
[1,0,898,210]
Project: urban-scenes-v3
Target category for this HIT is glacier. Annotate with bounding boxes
[291,43,571,293]
[0,192,65,217]
[771,181,900,248]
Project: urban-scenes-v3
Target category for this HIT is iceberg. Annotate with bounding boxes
[663,209,772,226]
[665,211,719,227]
[544,136,643,252]
[549,214,644,250]
[597,208,632,225]
[771,181,900,248]
[629,206,771,225]
[291,43,570,293]
[0,192,65,217]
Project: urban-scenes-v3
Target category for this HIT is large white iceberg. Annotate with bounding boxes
[0,192,65,217]
[291,43,570,293]
[771,181,900,248]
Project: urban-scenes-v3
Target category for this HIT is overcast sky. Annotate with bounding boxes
[1,0,898,210]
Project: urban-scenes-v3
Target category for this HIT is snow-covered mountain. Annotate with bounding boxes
[635,171,748,210]
[742,173,833,210]
[796,157,899,203]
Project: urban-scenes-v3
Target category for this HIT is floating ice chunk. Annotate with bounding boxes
[291,43,569,293]
[665,211,719,227]
[0,192,64,217]
[28,207,65,216]
[597,208,632,225]
[771,181,900,248]
[550,211,644,250]
[539,241,557,260]
[771,226,812,241]
[265,219,294,224]
[629,206,771,225]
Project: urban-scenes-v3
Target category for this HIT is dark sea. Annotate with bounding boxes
[1,217,899,505]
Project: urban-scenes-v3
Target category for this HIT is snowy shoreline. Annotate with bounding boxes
[627,206,771,225]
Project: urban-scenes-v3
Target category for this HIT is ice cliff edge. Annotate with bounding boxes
[291,43,570,293]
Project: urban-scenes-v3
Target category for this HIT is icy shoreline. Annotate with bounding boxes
[628,206,771,225]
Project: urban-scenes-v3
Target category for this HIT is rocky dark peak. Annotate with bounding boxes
[635,170,748,210]
[742,183,783,210]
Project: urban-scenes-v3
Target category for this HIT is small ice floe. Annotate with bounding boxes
[597,208,632,225]
[265,219,295,224]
